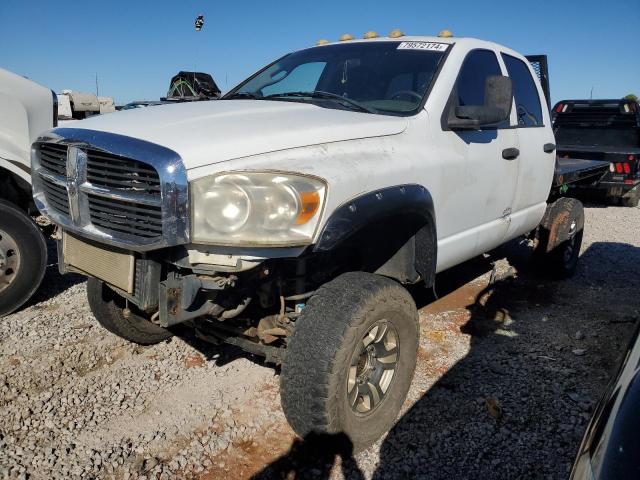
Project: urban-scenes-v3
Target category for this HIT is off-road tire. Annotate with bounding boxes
[87,277,171,345]
[280,272,419,452]
[535,198,584,278]
[0,199,47,317]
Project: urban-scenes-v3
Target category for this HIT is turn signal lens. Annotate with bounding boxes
[623,163,631,174]
[296,191,321,225]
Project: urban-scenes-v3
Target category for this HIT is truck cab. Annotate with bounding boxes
[32,34,579,450]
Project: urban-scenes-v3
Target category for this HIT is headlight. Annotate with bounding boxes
[191,172,327,246]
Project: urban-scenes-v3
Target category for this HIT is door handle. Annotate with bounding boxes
[543,143,556,153]
[502,147,520,160]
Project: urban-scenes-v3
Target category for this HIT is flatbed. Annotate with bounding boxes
[553,157,609,190]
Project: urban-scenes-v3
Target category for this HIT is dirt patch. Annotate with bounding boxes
[184,353,206,369]
[199,423,295,480]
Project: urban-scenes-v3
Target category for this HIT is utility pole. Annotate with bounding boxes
[590,86,593,99]
[95,74,99,97]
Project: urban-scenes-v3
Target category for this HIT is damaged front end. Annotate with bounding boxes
[58,231,329,365]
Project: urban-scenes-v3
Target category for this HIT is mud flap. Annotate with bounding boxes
[539,198,584,253]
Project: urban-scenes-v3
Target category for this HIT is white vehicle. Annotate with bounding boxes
[0,68,56,316]
[57,91,115,119]
[32,34,588,449]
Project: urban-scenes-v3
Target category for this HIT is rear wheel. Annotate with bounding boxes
[535,198,584,278]
[621,189,639,208]
[280,272,419,452]
[0,199,47,317]
[87,277,171,345]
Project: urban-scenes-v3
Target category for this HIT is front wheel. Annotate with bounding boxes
[280,272,419,452]
[87,277,172,345]
[0,199,47,317]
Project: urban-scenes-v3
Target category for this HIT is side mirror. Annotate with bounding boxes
[448,75,513,129]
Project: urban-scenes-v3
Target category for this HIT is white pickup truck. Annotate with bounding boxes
[0,68,56,317]
[32,34,588,450]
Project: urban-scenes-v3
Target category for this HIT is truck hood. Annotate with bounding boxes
[69,100,408,170]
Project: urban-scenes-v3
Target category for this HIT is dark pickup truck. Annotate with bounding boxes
[552,99,640,207]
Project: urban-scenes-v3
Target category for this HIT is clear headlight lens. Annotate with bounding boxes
[191,172,327,246]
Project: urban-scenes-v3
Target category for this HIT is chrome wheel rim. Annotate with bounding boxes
[347,321,399,415]
[0,228,21,294]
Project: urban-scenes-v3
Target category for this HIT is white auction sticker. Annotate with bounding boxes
[397,41,449,52]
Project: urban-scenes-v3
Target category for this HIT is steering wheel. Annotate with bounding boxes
[389,90,422,101]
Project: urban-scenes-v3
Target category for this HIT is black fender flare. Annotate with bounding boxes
[313,184,437,286]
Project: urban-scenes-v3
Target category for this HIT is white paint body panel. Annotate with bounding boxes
[0,68,54,184]
[47,37,555,274]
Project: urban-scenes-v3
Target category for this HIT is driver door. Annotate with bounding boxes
[435,49,519,269]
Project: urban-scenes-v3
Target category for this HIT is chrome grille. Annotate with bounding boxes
[40,176,70,215]
[88,194,163,239]
[86,149,162,195]
[31,128,190,251]
[39,143,67,175]
[38,144,70,215]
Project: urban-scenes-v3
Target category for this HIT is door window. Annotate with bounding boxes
[501,53,543,127]
[451,49,508,128]
[456,50,503,107]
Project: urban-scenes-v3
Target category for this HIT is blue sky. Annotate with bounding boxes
[1,0,638,105]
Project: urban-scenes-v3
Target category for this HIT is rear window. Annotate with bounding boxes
[501,53,543,127]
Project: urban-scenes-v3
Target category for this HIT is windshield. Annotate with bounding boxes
[225,41,447,115]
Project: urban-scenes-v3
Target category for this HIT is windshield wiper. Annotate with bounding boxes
[224,92,263,100]
[264,91,378,114]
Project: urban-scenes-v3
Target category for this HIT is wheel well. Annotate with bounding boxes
[313,185,438,287]
[0,167,34,213]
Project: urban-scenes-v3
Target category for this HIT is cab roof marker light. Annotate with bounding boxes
[339,33,354,41]
[437,29,453,38]
[363,31,379,39]
[388,29,404,38]
[316,39,329,46]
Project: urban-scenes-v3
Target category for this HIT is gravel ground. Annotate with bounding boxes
[1,204,639,480]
